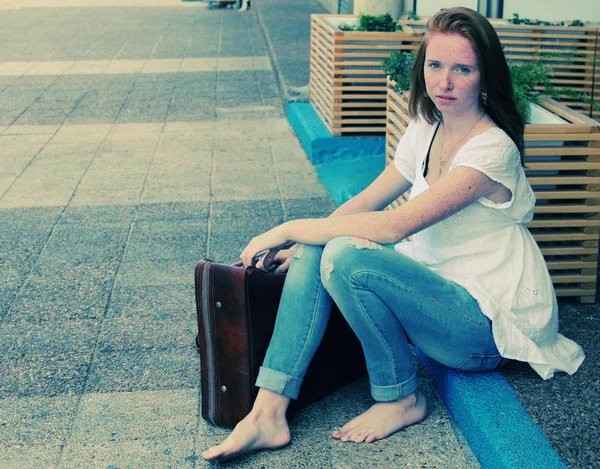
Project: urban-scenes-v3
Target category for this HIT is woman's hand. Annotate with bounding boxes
[256,248,295,273]
[240,226,289,268]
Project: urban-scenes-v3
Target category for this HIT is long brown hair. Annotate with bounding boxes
[408,7,525,163]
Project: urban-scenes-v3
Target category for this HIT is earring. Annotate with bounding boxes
[481,91,488,106]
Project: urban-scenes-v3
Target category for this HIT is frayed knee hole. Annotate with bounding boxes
[347,237,383,250]
[323,261,334,281]
[293,244,304,259]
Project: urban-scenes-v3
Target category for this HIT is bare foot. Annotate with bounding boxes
[331,390,427,443]
[202,390,291,461]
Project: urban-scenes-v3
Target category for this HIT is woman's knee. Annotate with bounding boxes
[290,243,322,265]
[320,236,350,280]
[320,236,383,283]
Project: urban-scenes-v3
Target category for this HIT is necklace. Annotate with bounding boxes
[439,112,486,176]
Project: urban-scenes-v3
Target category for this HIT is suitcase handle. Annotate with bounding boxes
[234,241,298,271]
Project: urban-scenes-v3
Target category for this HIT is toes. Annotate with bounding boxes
[339,421,358,434]
[201,446,221,461]
[349,430,368,443]
[331,430,345,440]
[202,439,241,461]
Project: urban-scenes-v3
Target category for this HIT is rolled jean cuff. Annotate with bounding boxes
[255,366,303,400]
[370,372,419,402]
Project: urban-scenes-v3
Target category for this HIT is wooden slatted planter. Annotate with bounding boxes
[310,14,599,136]
[386,79,600,303]
[310,14,423,136]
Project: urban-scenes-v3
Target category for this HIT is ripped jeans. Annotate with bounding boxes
[255,236,503,402]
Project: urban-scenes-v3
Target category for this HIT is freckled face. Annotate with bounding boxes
[424,33,482,117]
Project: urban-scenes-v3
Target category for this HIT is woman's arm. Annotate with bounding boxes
[257,164,412,271]
[241,166,498,266]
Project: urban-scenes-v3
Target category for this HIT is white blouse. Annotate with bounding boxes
[394,118,585,379]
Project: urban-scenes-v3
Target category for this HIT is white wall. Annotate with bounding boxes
[414,0,478,17]
[503,0,600,23]
[317,0,338,14]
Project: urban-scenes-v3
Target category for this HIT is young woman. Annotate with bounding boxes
[202,7,585,461]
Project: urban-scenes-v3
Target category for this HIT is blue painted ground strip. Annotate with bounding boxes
[287,102,568,469]
[416,351,567,469]
[287,103,386,166]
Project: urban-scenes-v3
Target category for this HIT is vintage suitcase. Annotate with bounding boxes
[195,259,366,428]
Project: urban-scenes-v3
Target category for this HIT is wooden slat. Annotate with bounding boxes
[555,288,597,297]
[527,219,600,228]
[340,118,387,125]
[528,176,600,185]
[534,204,600,213]
[550,274,598,283]
[526,147,600,156]
[334,102,387,109]
[546,260,598,269]
[525,162,600,170]
[534,232,599,242]
[337,127,386,133]
[540,246,597,255]
[533,190,600,199]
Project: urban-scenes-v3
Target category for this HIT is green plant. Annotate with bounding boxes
[508,55,600,120]
[508,57,550,117]
[381,51,415,92]
[508,13,582,27]
[338,13,402,32]
[406,11,420,21]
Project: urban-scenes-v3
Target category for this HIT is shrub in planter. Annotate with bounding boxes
[508,57,600,122]
[339,13,402,32]
[507,13,585,27]
[381,51,414,93]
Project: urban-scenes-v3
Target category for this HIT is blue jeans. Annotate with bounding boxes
[255,236,503,402]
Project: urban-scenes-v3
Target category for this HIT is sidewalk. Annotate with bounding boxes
[0,1,480,468]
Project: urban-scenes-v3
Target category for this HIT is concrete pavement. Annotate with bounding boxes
[0,1,480,468]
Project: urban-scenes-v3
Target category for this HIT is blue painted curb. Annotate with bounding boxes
[286,100,569,469]
[287,102,385,166]
[315,156,386,207]
[416,350,567,469]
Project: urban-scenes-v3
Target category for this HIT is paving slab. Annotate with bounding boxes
[0,352,92,398]
[0,319,98,358]
[60,205,137,226]
[107,284,195,321]
[0,394,80,447]
[97,315,193,353]
[86,347,199,394]
[0,445,62,469]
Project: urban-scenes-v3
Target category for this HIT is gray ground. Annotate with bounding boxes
[0,1,481,467]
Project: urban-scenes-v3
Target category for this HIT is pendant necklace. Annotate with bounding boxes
[439,112,486,176]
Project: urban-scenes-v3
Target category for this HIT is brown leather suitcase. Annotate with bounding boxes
[195,259,366,428]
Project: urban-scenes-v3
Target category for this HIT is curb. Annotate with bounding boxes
[416,351,567,469]
[287,103,385,165]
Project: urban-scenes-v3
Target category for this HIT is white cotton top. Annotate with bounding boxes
[393,118,585,380]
